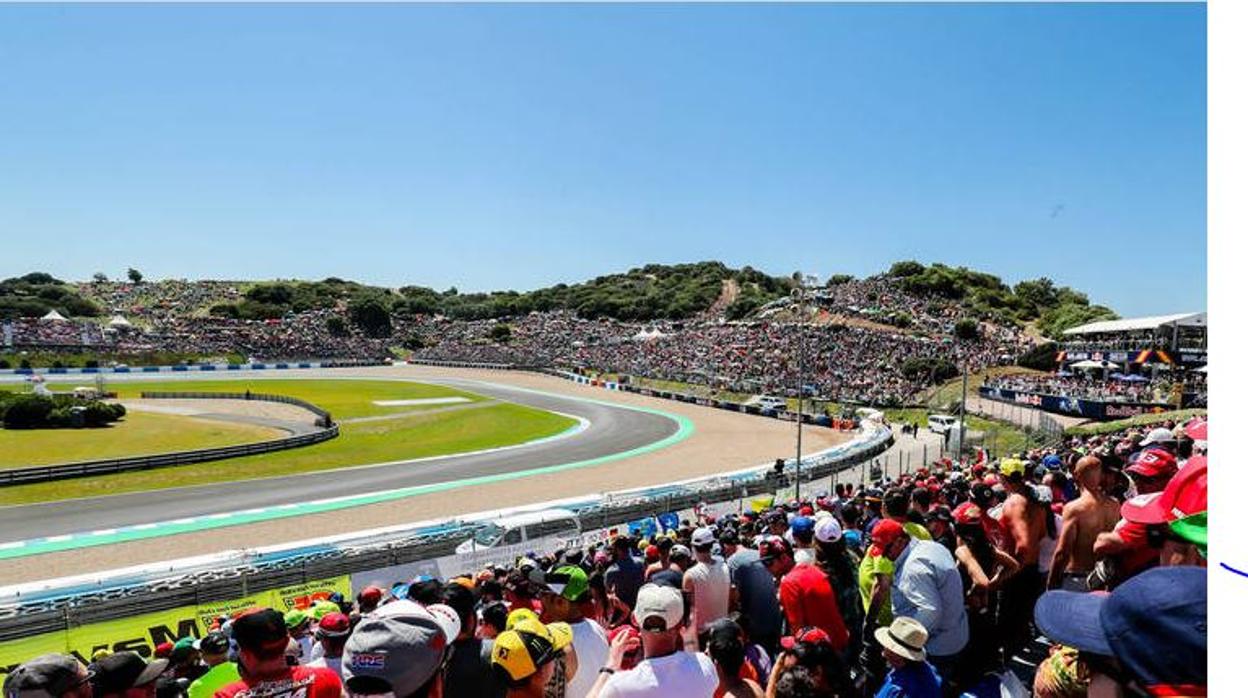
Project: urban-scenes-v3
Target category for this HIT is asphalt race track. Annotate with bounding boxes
[0,374,680,544]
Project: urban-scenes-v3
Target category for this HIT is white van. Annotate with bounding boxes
[455,508,582,555]
[927,414,961,435]
[756,395,787,411]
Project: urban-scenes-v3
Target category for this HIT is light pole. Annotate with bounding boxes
[791,273,818,499]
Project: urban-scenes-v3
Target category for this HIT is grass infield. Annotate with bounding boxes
[0,379,578,505]
[0,412,283,468]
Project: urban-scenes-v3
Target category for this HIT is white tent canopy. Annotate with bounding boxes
[107,314,132,327]
[40,309,67,321]
[1070,359,1120,370]
[633,328,666,341]
[1063,312,1206,336]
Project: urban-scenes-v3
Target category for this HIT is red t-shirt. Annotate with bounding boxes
[779,564,849,651]
[215,665,342,698]
[1114,520,1159,578]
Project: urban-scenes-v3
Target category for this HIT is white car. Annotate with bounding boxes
[927,414,962,435]
[755,395,787,411]
[455,508,581,555]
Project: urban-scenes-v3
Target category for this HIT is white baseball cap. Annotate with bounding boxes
[691,527,715,547]
[633,583,684,631]
[1140,427,1176,447]
[814,517,843,544]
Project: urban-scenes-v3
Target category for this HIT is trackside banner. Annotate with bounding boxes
[0,576,350,676]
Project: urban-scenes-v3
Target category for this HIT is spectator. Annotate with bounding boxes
[723,529,784,655]
[306,613,352,679]
[883,526,969,688]
[534,566,610,698]
[812,516,864,658]
[683,527,731,640]
[217,609,342,698]
[760,536,850,653]
[884,489,932,542]
[705,619,765,698]
[951,502,1018,681]
[3,655,94,698]
[997,458,1048,659]
[1034,566,1206,695]
[187,633,238,698]
[588,583,717,698]
[605,537,645,611]
[1047,456,1119,591]
[872,617,942,698]
[492,618,575,698]
[92,652,169,698]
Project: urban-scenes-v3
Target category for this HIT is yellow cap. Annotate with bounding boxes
[490,617,570,683]
[505,607,540,630]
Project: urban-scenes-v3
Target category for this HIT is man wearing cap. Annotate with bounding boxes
[439,583,507,698]
[492,617,574,698]
[1093,448,1181,587]
[883,490,932,542]
[3,654,94,698]
[1034,566,1206,696]
[682,527,731,641]
[92,652,169,698]
[859,519,903,635]
[342,600,461,698]
[1047,455,1120,592]
[881,520,968,689]
[998,457,1048,660]
[215,608,342,698]
[170,638,208,683]
[788,516,817,565]
[760,535,850,653]
[813,516,864,659]
[587,583,717,698]
[187,633,238,698]
[533,566,609,698]
[306,612,351,679]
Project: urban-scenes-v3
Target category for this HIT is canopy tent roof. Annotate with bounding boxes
[1070,359,1120,369]
[632,328,666,341]
[1063,312,1206,336]
[40,309,67,321]
[107,314,132,327]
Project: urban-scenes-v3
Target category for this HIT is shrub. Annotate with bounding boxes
[81,402,116,427]
[3,395,54,429]
[954,318,979,340]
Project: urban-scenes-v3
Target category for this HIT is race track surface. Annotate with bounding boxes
[0,374,678,543]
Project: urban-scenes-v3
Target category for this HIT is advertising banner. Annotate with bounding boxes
[978,387,1170,421]
[0,576,350,675]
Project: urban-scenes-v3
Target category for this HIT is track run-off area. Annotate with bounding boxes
[0,365,852,583]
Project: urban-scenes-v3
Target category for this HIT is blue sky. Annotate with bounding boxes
[0,3,1205,316]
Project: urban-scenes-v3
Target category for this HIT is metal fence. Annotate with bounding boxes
[0,393,337,487]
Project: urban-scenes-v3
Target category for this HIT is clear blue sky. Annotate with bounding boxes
[0,3,1205,316]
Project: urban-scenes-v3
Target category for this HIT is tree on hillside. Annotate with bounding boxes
[127,268,144,284]
[889,261,925,277]
[954,318,980,340]
[92,272,109,283]
[489,323,513,343]
[348,294,392,338]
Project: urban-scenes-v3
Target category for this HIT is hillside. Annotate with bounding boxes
[5,261,1115,339]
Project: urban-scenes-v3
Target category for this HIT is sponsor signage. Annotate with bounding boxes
[1,576,350,676]
[978,387,1172,421]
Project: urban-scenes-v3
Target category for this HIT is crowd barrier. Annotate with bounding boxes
[0,392,337,487]
[0,421,893,642]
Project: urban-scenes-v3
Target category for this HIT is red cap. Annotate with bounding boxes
[316,612,351,638]
[359,586,383,606]
[154,642,174,658]
[799,505,814,516]
[1126,448,1179,479]
[869,519,906,557]
[644,545,660,562]
[952,501,983,525]
[1184,417,1207,441]
[758,536,792,562]
[1121,455,1207,525]
[983,473,1000,486]
[781,626,833,650]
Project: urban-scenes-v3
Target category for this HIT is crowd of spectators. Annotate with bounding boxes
[4,415,1207,698]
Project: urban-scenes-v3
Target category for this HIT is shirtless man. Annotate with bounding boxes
[997,458,1049,659]
[1047,456,1120,592]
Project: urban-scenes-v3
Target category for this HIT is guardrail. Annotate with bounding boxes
[0,393,337,487]
[0,422,892,635]
[0,358,387,376]
[139,391,334,428]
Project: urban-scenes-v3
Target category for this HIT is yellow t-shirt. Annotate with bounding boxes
[858,554,895,627]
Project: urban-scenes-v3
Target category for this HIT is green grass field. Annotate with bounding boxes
[106,379,486,419]
[0,379,578,505]
[0,412,283,468]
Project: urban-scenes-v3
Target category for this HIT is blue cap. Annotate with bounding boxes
[1042,454,1062,468]
[1034,566,1206,689]
[790,516,815,537]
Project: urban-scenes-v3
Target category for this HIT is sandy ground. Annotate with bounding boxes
[122,399,320,425]
[3,366,851,580]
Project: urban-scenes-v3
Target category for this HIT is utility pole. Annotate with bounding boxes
[791,273,818,500]
[958,347,969,463]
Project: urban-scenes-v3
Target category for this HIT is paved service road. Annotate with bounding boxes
[0,377,680,543]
